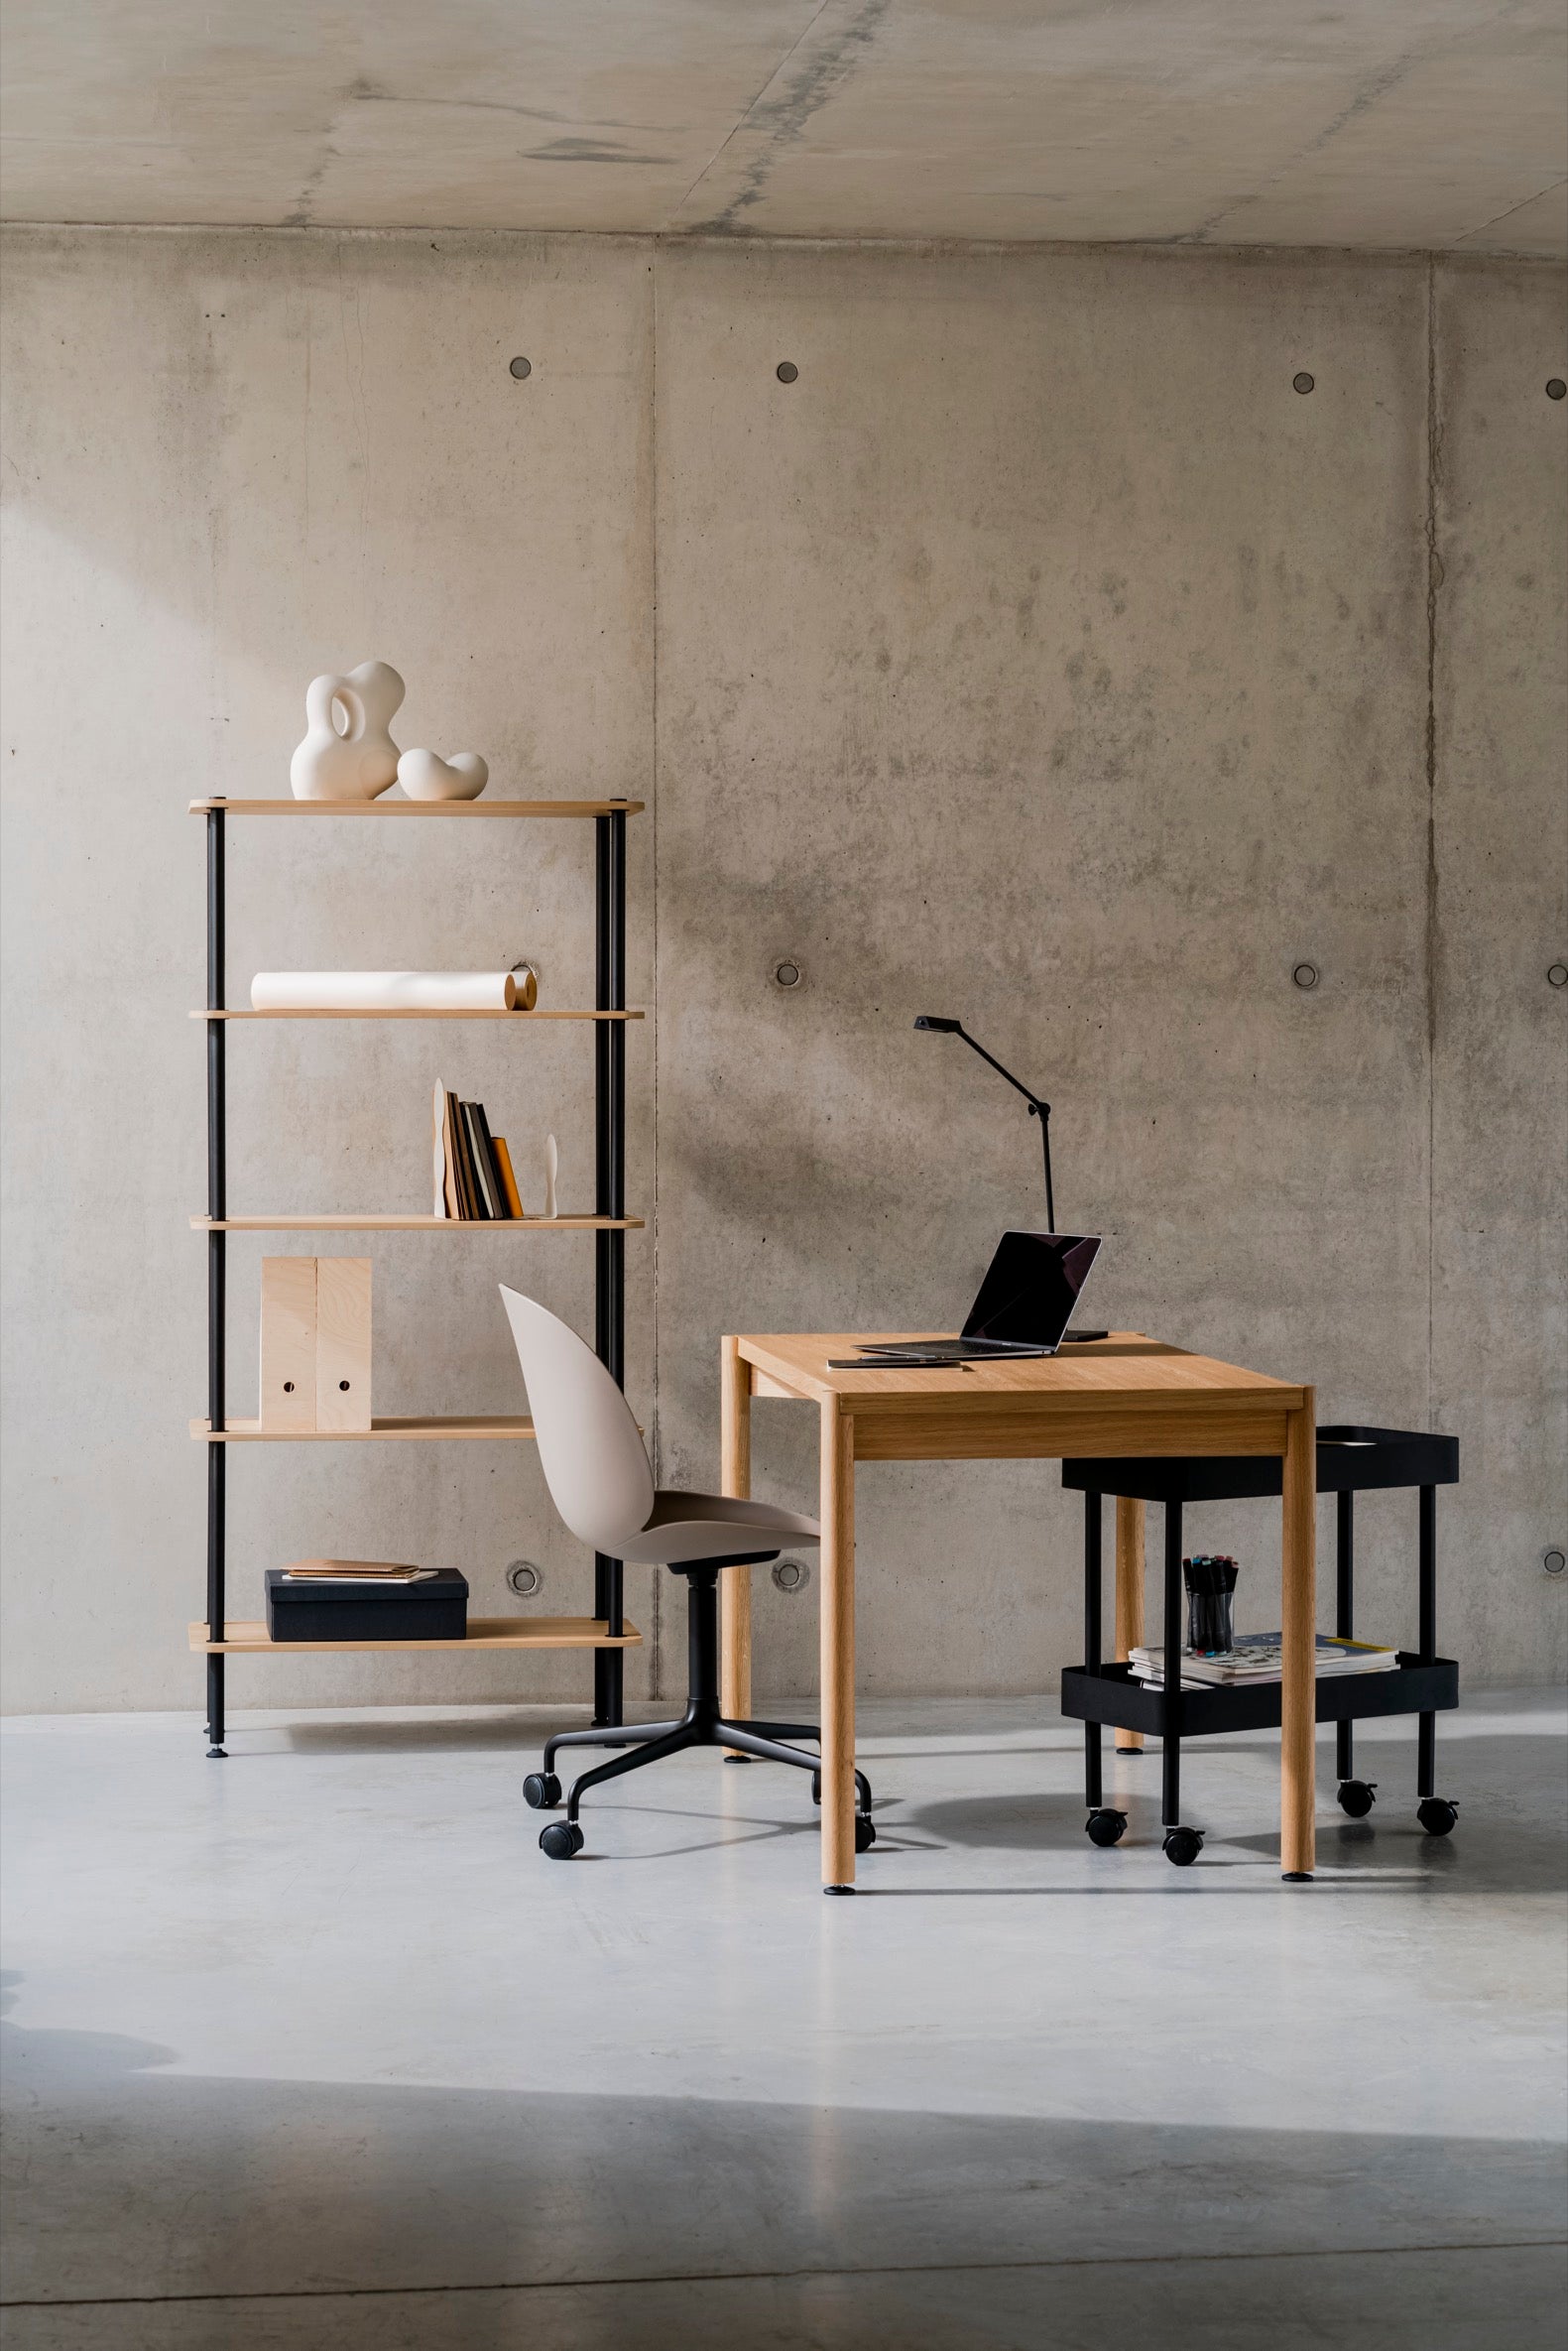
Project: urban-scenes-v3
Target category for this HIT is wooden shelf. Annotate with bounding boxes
[188,798,643,818]
[192,1008,643,1022]
[189,1616,643,1655]
[192,1415,538,1443]
[191,1214,643,1232]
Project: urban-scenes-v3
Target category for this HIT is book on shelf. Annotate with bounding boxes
[1128,1635,1400,1687]
[432,1080,527,1219]
[281,1557,436,1583]
[460,1101,497,1218]
[470,1101,509,1219]
[492,1135,525,1217]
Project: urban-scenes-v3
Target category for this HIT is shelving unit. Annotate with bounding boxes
[191,793,645,1756]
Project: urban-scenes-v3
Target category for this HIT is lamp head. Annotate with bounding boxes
[913,1015,962,1033]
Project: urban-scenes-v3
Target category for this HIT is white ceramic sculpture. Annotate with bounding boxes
[543,1134,558,1221]
[290,663,405,801]
[398,749,489,802]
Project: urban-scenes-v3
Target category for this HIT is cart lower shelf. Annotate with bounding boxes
[189,1616,642,1656]
[1061,1655,1459,1739]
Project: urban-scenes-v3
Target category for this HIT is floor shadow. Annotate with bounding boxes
[2,2009,1563,2330]
[278,1710,658,1758]
[895,1727,1568,1896]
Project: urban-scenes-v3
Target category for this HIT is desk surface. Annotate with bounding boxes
[737,1331,1302,1408]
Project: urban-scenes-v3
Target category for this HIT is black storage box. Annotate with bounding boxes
[265,1567,469,1643]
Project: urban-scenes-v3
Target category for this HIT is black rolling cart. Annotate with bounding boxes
[1060,1426,1461,1867]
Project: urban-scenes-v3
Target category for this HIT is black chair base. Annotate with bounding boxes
[526,1557,874,1856]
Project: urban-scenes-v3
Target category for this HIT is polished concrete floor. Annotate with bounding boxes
[2,1693,1565,2350]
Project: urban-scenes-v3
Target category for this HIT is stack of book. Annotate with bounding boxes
[433,1082,526,1219]
[1129,1634,1400,1689]
[280,1558,436,1584]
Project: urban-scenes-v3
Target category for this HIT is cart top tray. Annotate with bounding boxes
[1060,1423,1458,1504]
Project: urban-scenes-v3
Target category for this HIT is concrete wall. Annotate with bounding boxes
[2,228,1563,1714]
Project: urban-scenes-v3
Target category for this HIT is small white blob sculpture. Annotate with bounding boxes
[290,663,405,801]
[398,749,490,802]
[543,1134,558,1221]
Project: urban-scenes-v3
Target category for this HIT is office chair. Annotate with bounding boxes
[499,1287,875,1860]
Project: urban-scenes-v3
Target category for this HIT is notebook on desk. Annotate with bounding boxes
[834,1230,1103,1368]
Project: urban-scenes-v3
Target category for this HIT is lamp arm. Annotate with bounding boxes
[951,1024,1056,1232]
[1039,1102,1055,1234]
[951,1025,1049,1115]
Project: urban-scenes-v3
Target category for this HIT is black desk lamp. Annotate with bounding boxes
[915,1015,1107,1337]
[915,1016,1060,1228]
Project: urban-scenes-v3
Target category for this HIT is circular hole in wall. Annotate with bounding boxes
[509,356,533,380]
[1544,1548,1566,1578]
[777,361,799,384]
[1548,963,1568,988]
[1546,379,1566,401]
[774,959,803,990]
[1292,372,1315,395]
[773,1558,810,1593]
[507,1560,543,1598]
[1292,961,1320,990]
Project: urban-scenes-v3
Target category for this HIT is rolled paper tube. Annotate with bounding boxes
[251,971,537,1012]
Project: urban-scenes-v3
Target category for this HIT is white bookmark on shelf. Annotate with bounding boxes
[543,1133,557,1221]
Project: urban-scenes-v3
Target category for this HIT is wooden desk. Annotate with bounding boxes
[719,1332,1316,1892]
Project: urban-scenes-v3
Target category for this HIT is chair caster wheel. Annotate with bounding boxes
[854,1813,877,1853]
[1417,1796,1458,1837]
[1086,1808,1127,1847]
[1337,1779,1377,1819]
[539,1820,584,1860]
[524,1772,561,1810]
[1162,1826,1204,1867]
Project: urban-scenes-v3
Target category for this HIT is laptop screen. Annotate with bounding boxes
[961,1231,1102,1347]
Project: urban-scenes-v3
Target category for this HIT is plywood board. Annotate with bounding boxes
[258,1257,316,1429]
[315,1257,372,1431]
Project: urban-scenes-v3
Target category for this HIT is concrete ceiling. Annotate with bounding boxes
[2,1,1564,255]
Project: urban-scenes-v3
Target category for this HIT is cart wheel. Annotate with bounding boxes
[1162,1826,1204,1868]
[523,1772,561,1810]
[1417,1796,1458,1838]
[1086,1808,1127,1847]
[1336,1779,1377,1819]
[854,1813,877,1854]
[539,1820,584,1860]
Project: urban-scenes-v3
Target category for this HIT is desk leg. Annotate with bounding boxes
[1114,1498,1146,1753]
[820,1401,857,1893]
[720,1336,753,1738]
[1281,1390,1318,1880]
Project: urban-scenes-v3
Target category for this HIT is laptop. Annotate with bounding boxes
[835,1230,1104,1368]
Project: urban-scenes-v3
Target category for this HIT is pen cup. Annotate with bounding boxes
[1184,1555,1239,1656]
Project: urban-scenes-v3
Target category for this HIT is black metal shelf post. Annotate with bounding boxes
[205,808,227,1757]
[593,808,627,1728]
